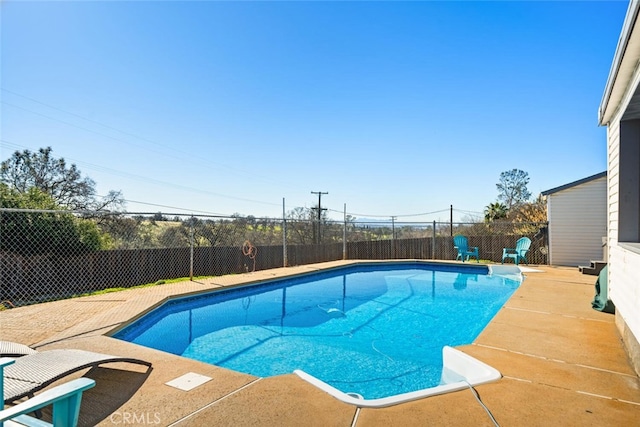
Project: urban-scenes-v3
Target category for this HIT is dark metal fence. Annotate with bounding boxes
[0,208,548,307]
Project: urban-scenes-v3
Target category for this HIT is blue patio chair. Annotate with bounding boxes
[1,358,95,427]
[453,235,479,263]
[502,237,532,265]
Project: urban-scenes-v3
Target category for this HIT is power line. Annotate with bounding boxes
[327,207,451,219]
[1,101,176,159]
[1,139,321,218]
[453,208,484,215]
[121,199,229,216]
[2,88,172,151]
[0,138,286,211]
[0,142,483,219]
[1,89,304,192]
[1,92,488,220]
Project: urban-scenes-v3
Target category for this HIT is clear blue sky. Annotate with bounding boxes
[0,1,629,222]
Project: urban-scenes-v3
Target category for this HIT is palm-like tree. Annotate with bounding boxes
[484,202,508,222]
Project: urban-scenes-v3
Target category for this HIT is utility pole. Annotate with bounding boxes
[311,191,328,244]
[450,204,453,237]
[391,216,396,240]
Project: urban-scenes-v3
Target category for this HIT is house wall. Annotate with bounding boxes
[607,72,640,376]
[546,178,607,266]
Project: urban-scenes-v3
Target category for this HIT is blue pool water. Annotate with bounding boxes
[114,262,521,399]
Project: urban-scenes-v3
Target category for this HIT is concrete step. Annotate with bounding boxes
[578,260,607,276]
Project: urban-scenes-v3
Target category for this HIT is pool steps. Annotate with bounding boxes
[294,346,501,408]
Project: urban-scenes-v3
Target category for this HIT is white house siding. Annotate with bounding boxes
[546,177,607,267]
[608,104,640,353]
[599,0,640,376]
[607,120,620,260]
[609,246,640,338]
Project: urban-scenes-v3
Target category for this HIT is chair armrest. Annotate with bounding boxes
[0,378,95,426]
[0,357,15,369]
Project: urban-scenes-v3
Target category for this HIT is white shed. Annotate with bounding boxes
[599,0,640,376]
[541,172,607,267]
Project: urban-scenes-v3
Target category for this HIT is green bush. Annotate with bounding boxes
[0,184,108,255]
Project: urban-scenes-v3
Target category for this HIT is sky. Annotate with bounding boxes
[0,1,630,222]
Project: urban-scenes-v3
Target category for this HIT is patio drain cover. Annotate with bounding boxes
[165,372,212,391]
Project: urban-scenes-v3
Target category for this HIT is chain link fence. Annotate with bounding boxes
[0,208,548,307]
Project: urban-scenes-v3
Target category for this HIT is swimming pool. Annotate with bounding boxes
[113,262,521,405]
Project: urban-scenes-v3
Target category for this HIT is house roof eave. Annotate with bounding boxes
[541,172,607,196]
[599,0,640,126]
[541,171,607,196]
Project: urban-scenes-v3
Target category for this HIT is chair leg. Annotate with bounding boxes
[28,393,43,419]
[52,392,84,426]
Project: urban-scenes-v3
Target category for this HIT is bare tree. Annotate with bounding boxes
[1,146,124,211]
[496,169,532,209]
[286,207,314,245]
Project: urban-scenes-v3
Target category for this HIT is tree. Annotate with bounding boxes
[286,207,315,245]
[0,184,109,255]
[484,202,508,222]
[496,169,532,209]
[508,194,547,223]
[0,147,124,211]
[152,212,167,222]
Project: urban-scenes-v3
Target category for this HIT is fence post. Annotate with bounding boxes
[189,216,194,281]
[432,221,436,259]
[343,203,347,260]
[391,216,396,259]
[283,198,288,267]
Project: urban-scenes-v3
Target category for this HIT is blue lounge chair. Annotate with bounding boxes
[502,237,531,265]
[1,358,95,427]
[453,235,479,262]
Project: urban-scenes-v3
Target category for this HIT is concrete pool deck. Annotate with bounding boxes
[1,260,639,426]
